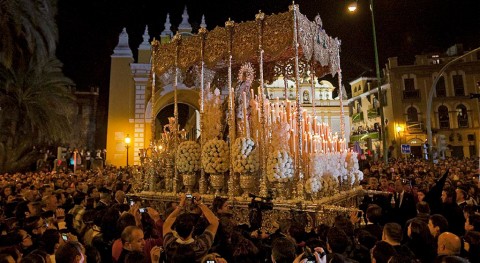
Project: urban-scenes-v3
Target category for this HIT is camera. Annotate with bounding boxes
[302,247,316,263]
[186,194,192,199]
[61,233,68,241]
[139,208,147,213]
[206,261,215,263]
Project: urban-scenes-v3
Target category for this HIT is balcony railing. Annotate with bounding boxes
[352,112,364,123]
[406,121,424,134]
[367,108,380,119]
[403,90,420,99]
[350,131,379,142]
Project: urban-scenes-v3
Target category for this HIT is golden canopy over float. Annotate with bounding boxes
[135,5,371,228]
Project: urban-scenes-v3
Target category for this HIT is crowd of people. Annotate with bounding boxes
[0,156,479,263]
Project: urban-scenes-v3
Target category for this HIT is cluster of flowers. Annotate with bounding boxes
[232,137,259,174]
[176,141,201,173]
[306,153,344,194]
[267,150,293,183]
[202,139,230,174]
[346,151,364,184]
[305,151,364,196]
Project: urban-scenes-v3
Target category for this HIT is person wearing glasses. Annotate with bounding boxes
[14,228,34,255]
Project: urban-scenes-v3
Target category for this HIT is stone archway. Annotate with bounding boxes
[145,87,200,142]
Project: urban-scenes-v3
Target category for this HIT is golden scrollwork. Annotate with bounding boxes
[232,21,258,64]
[262,11,294,60]
[152,9,340,78]
[178,36,201,70]
[155,44,176,76]
[204,27,228,68]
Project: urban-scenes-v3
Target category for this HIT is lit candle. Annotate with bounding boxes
[286,100,291,125]
[309,133,314,153]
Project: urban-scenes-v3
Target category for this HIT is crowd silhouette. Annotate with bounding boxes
[0,156,479,263]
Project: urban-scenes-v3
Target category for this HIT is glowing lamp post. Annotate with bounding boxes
[348,0,388,164]
[125,134,131,167]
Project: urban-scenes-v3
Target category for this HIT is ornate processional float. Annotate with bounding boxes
[134,5,366,228]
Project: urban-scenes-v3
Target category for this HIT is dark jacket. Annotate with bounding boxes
[392,191,417,226]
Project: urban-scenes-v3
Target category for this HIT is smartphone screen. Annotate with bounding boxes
[186,194,192,199]
[62,233,68,241]
[130,200,135,206]
[139,208,147,213]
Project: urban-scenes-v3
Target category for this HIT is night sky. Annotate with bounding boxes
[54,0,479,147]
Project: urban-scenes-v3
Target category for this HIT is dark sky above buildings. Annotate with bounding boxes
[54,0,478,147]
[53,0,478,139]
[56,0,479,93]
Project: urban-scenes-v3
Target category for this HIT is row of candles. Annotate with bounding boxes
[243,88,347,156]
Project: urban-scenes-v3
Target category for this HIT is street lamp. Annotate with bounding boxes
[396,125,403,135]
[125,134,131,167]
[348,0,388,164]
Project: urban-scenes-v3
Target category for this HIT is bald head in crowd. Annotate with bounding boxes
[437,232,461,256]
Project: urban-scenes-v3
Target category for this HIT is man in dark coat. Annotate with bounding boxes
[391,179,417,226]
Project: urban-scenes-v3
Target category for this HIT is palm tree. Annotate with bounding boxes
[0,58,76,172]
[0,0,58,71]
[0,0,77,172]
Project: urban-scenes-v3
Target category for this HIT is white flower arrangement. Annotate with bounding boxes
[266,150,293,183]
[346,151,363,185]
[176,141,201,173]
[307,153,324,193]
[321,172,338,195]
[232,137,259,174]
[202,139,230,174]
[306,176,322,194]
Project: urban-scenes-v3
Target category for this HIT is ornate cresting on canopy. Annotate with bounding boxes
[151,8,341,82]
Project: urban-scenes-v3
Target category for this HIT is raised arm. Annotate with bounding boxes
[193,193,219,235]
[162,193,186,236]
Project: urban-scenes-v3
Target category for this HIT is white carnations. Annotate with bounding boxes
[266,150,293,183]
[176,141,201,173]
[202,139,230,174]
[232,137,259,174]
[306,177,322,194]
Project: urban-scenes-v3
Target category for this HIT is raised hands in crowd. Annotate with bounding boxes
[0,156,478,263]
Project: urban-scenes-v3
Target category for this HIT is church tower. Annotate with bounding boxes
[106,28,134,167]
[106,7,201,166]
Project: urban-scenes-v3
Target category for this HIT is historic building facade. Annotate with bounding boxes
[349,45,480,159]
[265,76,350,140]
[106,8,201,167]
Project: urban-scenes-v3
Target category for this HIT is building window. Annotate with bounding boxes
[438,105,450,129]
[436,76,446,97]
[303,90,310,104]
[453,75,465,96]
[404,78,415,91]
[456,104,468,128]
[407,107,418,122]
[403,78,419,99]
